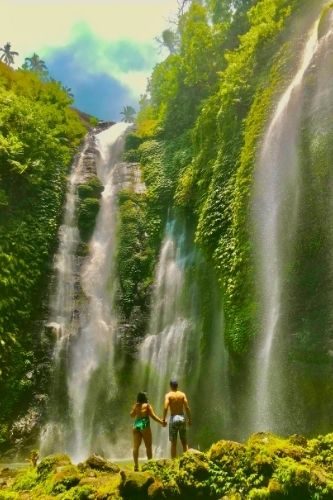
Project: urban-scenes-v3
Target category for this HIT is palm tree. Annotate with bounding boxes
[120,105,136,123]
[22,53,48,76]
[0,42,19,66]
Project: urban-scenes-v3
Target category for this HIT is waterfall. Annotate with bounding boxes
[41,123,131,461]
[251,11,332,432]
[136,221,230,456]
[137,221,190,456]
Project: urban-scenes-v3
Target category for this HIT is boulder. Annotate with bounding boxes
[119,470,154,499]
[84,454,120,473]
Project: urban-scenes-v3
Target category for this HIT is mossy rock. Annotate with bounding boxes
[60,484,94,499]
[147,479,181,499]
[89,473,122,499]
[119,470,154,499]
[50,464,81,494]
[176,451,214,498]
[0,492,20,499]
[248,487,270,499]
[247,433,306,462]
[37,453,72,480]
[83,454,120,473]
[12,467,38,491]
[209,440,247,471]
[78,197,100,242]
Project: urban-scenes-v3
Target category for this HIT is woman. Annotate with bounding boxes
[130,391,165,471]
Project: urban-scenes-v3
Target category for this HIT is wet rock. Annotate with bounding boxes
[84,454,120,473]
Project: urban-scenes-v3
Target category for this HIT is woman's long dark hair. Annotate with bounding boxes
[137,391,148,404]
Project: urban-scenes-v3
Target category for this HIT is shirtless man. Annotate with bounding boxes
[162,379,192,458]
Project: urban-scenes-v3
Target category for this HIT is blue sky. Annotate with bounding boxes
[0,0,179,120]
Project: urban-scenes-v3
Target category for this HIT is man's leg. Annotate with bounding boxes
[171,439,177,458]
[180,423,188,453]
[142,428,153,460]
[180,436,188,453]
[169,419,177,458]
[133,430,142,471]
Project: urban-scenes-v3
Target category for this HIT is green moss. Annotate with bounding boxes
[12,467,38,491]
[77,176,103,242]
[36,454,72,480]
[2,434,333,498]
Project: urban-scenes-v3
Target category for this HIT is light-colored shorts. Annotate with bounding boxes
[169,415,186,442]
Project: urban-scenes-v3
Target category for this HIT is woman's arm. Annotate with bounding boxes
[130,404,137,418]
[148,404,164,425]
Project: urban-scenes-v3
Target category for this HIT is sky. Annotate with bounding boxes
[0,0,179,120]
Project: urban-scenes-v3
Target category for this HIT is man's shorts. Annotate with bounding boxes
[169,415,186,442]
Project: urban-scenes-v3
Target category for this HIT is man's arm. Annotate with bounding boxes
[162,394,170,422]
[183,394,192,425]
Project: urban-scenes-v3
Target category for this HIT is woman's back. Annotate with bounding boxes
[133,402,150,418]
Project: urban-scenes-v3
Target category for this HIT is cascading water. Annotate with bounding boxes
[252,9,332,432]
[40,136,91,454]
[41,123,131,460]
[138,221,191,456]
[137,221,230,456]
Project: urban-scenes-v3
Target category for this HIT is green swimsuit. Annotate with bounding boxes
[133,416,150,431]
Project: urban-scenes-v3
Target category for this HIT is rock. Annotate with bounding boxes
[289,434,308,447]
[119,470,154,499]
[84,454,120,473]
[147,480,165,498]
[10,409,40,444]
[209,439,246,465]
[37,454,72,479]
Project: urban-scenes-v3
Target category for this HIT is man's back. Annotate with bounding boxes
[166,390,187,415]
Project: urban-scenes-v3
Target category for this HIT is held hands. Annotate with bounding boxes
[187,418,192,426]
[162,419,167,427]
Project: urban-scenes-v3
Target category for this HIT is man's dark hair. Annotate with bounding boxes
[137,391,148,404]
[170,379,178,390]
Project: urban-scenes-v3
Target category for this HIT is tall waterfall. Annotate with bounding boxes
[137,221,229,456]
[41,123,131,461]
[252,10,332,432]
[138,222,190,456]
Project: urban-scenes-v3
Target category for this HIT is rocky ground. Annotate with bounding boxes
[1,432,333,499]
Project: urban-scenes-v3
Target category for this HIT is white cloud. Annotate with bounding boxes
[0,0,179,63]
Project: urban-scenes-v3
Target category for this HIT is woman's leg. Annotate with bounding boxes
[142,427,153,460]
[133,429,142,470]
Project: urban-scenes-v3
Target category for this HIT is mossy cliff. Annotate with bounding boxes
[2,432,333,499]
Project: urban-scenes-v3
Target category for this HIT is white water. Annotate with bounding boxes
[67,122,131,461]
[40,139,89,456]
[47,139,89,356]
[138,222,191,456]
[41,123,131,460]
[252,17,322,431]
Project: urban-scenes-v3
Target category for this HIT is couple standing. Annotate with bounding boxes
[130,379,192,470]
